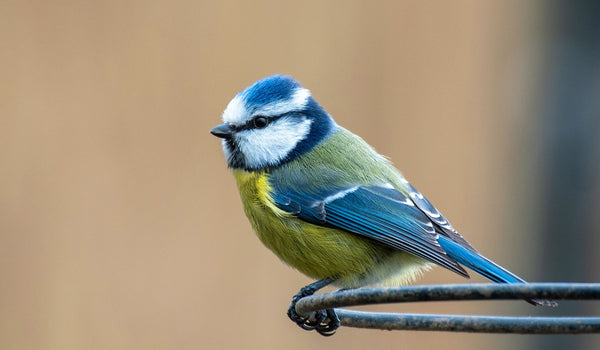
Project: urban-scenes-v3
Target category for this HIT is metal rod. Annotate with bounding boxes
[294,283,600,334]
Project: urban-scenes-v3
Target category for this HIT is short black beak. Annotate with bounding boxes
[210,123,233,139]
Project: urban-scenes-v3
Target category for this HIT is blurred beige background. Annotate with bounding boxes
[2,1,598,349]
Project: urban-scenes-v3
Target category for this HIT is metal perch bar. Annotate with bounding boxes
[295,283,600,334]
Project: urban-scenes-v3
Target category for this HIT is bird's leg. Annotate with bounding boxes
[287,277,340,336]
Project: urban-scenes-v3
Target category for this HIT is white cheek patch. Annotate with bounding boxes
[235,117,312,169]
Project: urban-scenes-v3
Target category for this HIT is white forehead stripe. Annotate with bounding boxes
[255,88,311,117]
[222,87,312,125]
[222,94,247,125]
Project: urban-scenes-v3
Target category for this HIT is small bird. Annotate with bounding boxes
[211,75,554,335]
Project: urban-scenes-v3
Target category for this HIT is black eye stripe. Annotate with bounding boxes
[231,115,283,132]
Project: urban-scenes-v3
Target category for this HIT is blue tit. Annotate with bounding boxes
[210,75,555,335]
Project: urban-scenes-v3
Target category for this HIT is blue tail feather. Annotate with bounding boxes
[437,235,525,284]
[437,235,557,306]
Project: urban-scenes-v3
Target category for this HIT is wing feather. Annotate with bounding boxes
[273,184,469,277]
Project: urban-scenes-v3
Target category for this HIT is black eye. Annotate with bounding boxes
[252,116,269,128]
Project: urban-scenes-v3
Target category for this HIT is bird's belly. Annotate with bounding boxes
[254,212,431,287]
[233,170,430,288]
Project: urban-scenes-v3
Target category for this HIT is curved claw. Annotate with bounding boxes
[287,306,339,335]
[315,309,340,336]
[287,278,339,336]
[287,299,324,331]
[304,309,328,328]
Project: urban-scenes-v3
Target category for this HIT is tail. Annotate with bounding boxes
[438,236,557,307]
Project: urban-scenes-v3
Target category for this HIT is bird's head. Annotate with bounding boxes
[211,75,336,171]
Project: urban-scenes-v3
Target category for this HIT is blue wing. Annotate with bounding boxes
[273,181,536,285]
[272,183,470,277]
[271,178,556,306]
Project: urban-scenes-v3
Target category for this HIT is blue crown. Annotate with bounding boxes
[241,75,301,107]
